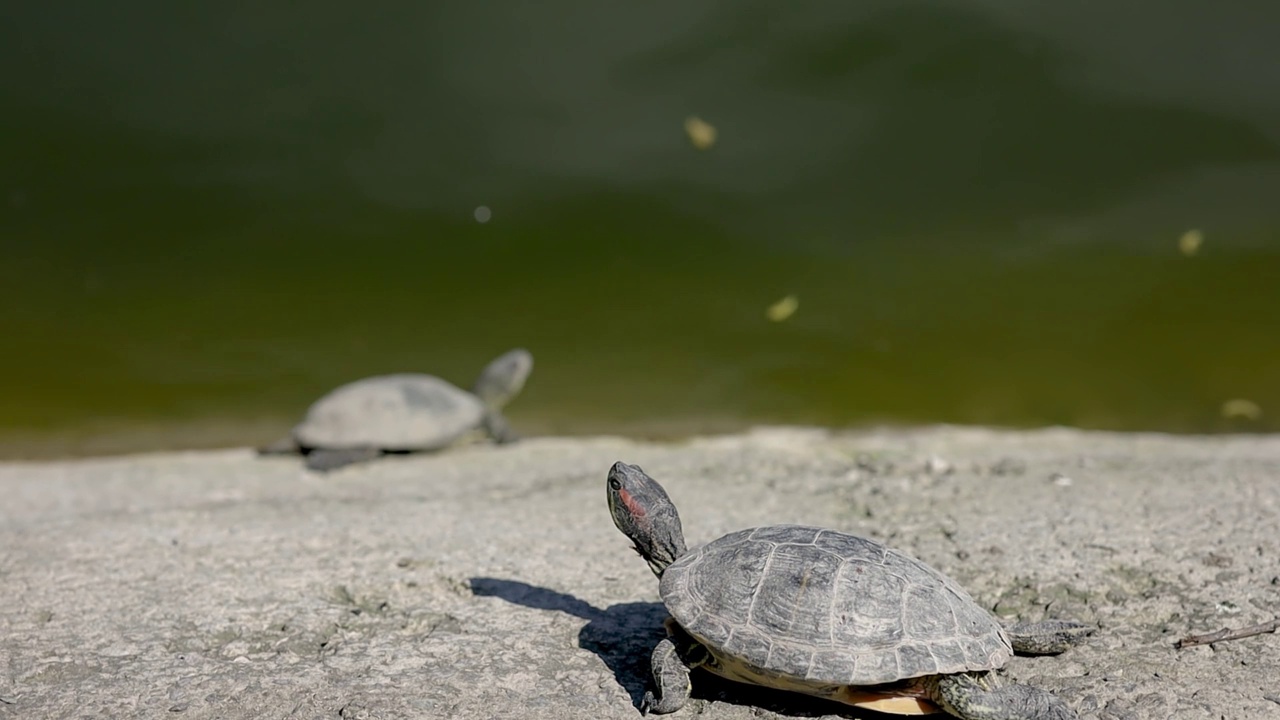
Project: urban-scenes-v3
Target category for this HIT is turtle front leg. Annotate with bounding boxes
[642,637,692,715]
[925,672,1075,720]
[1005,619,1094,655]
[641,620,710,715]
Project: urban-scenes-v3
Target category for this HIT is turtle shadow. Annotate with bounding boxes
[469,577,872,718]
[469,576,665,707]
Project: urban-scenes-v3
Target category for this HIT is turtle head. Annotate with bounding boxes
[472,348,533,409]
[607,461,688,577]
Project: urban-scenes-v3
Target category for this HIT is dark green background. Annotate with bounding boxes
[3,2,1278,457]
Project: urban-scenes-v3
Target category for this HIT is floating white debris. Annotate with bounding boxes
[1179,229,1203,256]
[1221,398,1262,420]
[684,116,717,150]
[474,206,492,224]
[766,295,798,322]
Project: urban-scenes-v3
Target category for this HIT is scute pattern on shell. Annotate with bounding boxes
[293,373,485,450]
[660,525,1013,686]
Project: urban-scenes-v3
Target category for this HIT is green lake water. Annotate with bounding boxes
[2,2,1278,458]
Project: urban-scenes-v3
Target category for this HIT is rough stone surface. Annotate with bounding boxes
[1,425,1277,719]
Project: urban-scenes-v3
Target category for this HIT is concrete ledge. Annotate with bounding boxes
[2,426,1277,719]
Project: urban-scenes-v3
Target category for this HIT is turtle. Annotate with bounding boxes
[605,461,1093,719]
[260,348,533,472]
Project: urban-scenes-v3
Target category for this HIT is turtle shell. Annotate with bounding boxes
[292,373,485,451]
[659,525,1013,687]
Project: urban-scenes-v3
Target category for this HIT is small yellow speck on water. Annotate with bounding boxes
[1221,398,1262,420]
[766,295,799,322]
[1179,229,1203,256]
[684,116,717,150]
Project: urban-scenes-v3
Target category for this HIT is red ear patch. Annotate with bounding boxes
[618,488,646,518]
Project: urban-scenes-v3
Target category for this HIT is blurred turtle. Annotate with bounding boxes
[261,348,533,472]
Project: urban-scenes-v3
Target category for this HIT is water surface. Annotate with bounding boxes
[3,1,1278,457]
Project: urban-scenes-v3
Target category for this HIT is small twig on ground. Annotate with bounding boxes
[1175,618,1280,649]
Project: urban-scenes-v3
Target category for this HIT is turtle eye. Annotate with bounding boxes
[608,477,621,491]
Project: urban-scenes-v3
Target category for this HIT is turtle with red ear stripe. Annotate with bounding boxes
[605,461,1093,719]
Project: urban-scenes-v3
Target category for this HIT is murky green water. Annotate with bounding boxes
[3,2,1278,458]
